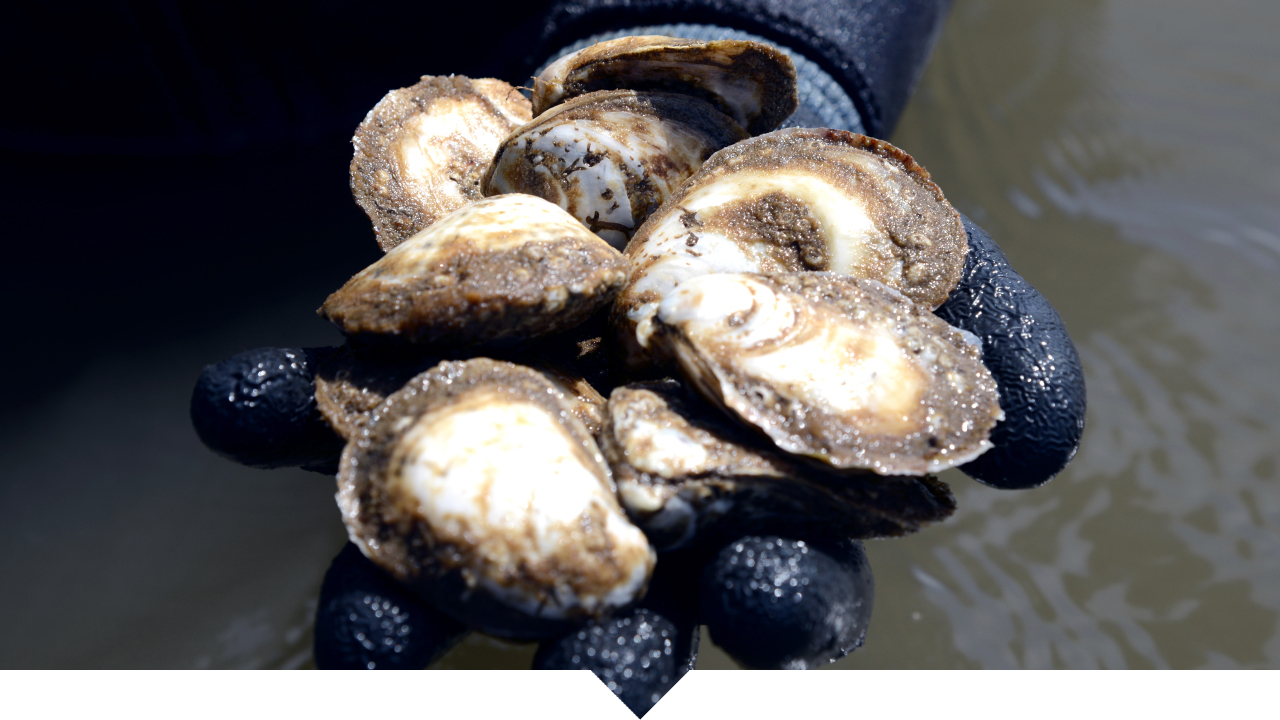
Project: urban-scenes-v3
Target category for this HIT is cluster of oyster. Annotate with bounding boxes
[318,35,1003,642]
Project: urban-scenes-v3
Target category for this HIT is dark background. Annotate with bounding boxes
[0,0,567,668]
[2,1,558,416]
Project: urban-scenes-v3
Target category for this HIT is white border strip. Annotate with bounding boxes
[3,670,1271,720]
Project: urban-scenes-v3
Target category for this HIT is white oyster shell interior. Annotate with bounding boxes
[655,273,1002,475]
[659,274,926,436]
[387,388,653,618]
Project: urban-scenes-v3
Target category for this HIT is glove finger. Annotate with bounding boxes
[935,215,1087,489]
[699,536,873,669]
[314,543,468,670]
[533,550,701,715]
[190,346,342,472]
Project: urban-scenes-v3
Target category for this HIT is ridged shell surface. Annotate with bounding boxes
[313,345,606,441]
[602,381,957,549]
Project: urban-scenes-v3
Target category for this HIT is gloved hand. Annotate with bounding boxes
[191,1,1086,708]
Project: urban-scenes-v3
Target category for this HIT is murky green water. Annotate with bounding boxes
[2,0,1277,669]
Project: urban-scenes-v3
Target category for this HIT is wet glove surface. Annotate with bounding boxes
[190,347,342,470]
[314,543,468,670]
[699,536,873,669]
[935,215,1087,489]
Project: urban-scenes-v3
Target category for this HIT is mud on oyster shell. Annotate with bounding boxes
[602,380,957,550]
[319,194,629,347]
[351,75,532,252]
[337,358,655,640]
[652,273,1003,475]
[313,344,608,441]
[615,128,968,368]
[533,35,798,135]
[485,89,748,250]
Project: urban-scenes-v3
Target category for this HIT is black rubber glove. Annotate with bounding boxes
[534,550,701,715]
[699,536,874,670]
[935,216,1086,488]
[190,347,343,473]
[314,543,469,669]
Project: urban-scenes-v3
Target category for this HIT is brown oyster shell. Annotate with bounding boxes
[313,341,609,442]
[319,194,630,347]
[601,380,956,550]
[532,35,797,135]
[351,75,531,252]
[651,273,1003,475]
[313,346,442,442]
[484,90,747,250]
[337,358,655,639]
[613,127,968,369]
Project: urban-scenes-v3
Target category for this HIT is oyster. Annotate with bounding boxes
[338,358,655,640]
[351,75,532,251]
[614,128,967,367]
[602,381,956,550]
[484,90,748,250]
[319,194,629,346]
[651,273,1003,475]
[532,35,798,135]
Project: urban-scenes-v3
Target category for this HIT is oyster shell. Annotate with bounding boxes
[314,344,607,441]
[602,381,956,550]
[614,128,967,367]
[535,363,608,438]
[338,358,655,640]
[351,75,532,252]
[532,35,798,135]
[319,194,630,346]
[484,90,748,250]
[651,273,1003,475]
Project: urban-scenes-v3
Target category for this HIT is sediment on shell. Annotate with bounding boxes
[337,358,655,640]
[351,75,531,252]
[320,194,630,347]
[602,380,957,550]
[314,343,607,441]
[613,127,967,371]
[650,272,1003,475]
